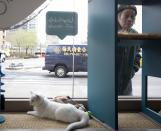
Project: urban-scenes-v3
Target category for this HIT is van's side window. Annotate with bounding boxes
[47,45,61,55]
[46,45,54,54]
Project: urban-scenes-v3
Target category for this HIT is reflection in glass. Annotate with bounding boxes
[117,5,142,96]
[147,76,161,113]
[3,0,88,98]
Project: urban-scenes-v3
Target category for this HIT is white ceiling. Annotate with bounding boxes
[0,0,46,30]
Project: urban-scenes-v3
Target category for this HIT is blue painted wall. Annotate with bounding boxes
[142,2,161,124]
[88,0,117,129]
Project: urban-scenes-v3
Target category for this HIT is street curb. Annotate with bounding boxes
[5,66,41,70]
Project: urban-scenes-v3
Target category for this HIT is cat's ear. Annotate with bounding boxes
[35,94,41,100]
[30,91,38,98]
[30,91,35,96]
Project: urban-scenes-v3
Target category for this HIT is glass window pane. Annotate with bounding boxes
[2,0,88,99]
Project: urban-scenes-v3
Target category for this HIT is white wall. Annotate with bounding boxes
[133,6,142,33]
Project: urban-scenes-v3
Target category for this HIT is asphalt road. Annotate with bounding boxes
[2,58,87,98]
[1,58,161,98]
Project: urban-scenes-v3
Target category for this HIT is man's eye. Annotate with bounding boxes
[131,15,135,20]
[125,15,130,19]
[125,15,135,20]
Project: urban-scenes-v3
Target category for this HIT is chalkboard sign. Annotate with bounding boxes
[46,11,78,39]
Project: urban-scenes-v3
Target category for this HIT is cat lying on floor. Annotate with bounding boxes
[27,92,89,131]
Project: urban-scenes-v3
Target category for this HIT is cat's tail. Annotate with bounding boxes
[66,112,89,131]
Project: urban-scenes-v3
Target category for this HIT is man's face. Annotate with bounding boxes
[118,9,136,31]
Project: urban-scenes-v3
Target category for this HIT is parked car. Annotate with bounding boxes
[8,62,24,69]
[42,44,87,78]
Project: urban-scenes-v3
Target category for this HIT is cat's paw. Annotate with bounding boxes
[27,111,39,117]
[27,111,33,115]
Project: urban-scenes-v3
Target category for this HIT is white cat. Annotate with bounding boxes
[27,92,89,131]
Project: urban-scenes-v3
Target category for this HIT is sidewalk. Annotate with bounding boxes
[3,58,44,70]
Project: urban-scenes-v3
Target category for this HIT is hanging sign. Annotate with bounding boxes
[46,11,78,39]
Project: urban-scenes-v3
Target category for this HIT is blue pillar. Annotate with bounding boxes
[88,0,117,129]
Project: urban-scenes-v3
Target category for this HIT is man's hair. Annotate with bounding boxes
[118,5,137,16]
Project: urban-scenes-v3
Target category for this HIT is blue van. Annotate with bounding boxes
[42,44,87,78]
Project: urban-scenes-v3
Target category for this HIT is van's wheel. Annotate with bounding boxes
[55,66,67,78]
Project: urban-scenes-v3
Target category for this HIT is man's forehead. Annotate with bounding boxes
[121,9,136,15]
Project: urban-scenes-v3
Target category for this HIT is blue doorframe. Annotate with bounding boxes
[88,0,117,129]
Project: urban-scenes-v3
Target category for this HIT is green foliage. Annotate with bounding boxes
[6,29,37,56]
